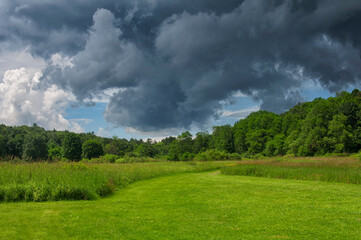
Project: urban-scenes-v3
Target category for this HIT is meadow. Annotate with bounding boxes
[1,157,360,239]
[1,171,360,239]
[0,161,229,202]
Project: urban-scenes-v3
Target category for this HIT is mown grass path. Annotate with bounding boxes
[1,172,360,239]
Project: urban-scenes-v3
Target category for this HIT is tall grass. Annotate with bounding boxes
[0,161,228,202]
[221,157,361,184]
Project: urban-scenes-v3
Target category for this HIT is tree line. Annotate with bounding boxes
[1,89,361,161]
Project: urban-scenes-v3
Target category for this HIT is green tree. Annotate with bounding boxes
[265,134,285,156]
[63,132,82,161]
[193,131,211,154]
[295,99,338,156]
[327,114,352,153]
[246,129,268,154]
[0,135,6,157]
[82,140,104,159]
[7,133,25,157]
[233,111,281,155]
[284,130,300,155]
[166,132,194,161]
[104,136,128,156]
[22,133,48,160]
[166,141,179,161]
[178,132,194,156]
[135,139,158,157]
[233,119,248,154]
[212,125,234,153]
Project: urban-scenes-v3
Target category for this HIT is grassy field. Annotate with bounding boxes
[0,171,360,239]
[221,157,361,184]
[0,161,229,202]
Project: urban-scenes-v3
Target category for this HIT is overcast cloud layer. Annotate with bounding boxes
[1,0,361,132]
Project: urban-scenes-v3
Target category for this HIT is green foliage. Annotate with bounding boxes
[166,142,179,161]
[63,132,82,161]
[135,140,158,157]
[326,114,353,153]
[227,152,242,160]
[166,131,194,161]
[82,140,104,159]
[179,152,196,161]
[264,134,285,156]
[104,136,128,156]
[0,135,6,157]
[7,133,25,157]
[212,125,234,153]
[208,150,228,161]
[194,149,228,161]
[233,111,281,155]
[100,154,118,163]
[22,133,48,160]
[48,144,62,160]
[193,131,211,154]
[81,154,120,163]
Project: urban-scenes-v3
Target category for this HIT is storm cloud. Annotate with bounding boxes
[2,0,361,132]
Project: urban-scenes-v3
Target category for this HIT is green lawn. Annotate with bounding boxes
[1,172,360,239]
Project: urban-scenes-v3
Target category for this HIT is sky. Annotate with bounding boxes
[1,0,361,140]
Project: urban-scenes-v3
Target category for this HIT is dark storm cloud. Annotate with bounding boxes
[2,0,361,131]
[43,9,145,99]
[0,0,242,57]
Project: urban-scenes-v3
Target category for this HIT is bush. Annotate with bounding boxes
[240,152,253,159]
[48,146,62,161]
[227,153,242,160]
[253,153,266,160]
[194,149,228,161]
[180,152,195,161]
[350,152,361,162]
[100,154,118,163]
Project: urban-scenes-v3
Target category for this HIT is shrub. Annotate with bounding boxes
[253,153,266,160]
[100,154,118,163]
[195,149,228,161]
[180,152,195,161]
[240,152,253,159]
[48,146,62,161]
[227,153,242,160]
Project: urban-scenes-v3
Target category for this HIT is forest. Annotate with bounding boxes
[1,89,361,162]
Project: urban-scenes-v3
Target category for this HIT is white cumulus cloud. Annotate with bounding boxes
[0,67,82,132]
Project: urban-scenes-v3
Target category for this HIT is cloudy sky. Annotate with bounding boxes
[1,0,361,139]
